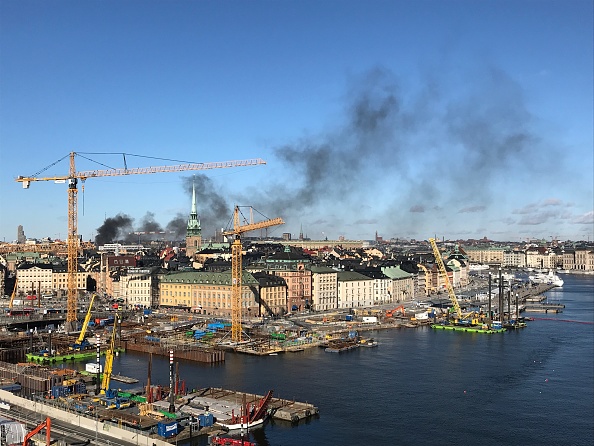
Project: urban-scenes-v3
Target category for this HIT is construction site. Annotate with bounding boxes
[0,152,558,445]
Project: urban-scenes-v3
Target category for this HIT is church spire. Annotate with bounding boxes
[187,180,201,236]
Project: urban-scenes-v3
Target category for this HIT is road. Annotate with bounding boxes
[3,401,143,446]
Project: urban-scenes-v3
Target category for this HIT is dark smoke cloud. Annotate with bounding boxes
[166,213,187,239]
[138,212,163,233]
[95,213,133,245]
[236,65,558,238]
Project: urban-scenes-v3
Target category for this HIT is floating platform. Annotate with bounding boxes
[431,324,506,334]
[26,348,125,364]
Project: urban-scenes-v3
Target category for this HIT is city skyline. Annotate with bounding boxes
[1,1,592,243]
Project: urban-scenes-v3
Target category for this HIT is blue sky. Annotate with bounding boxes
[1,0,592,244]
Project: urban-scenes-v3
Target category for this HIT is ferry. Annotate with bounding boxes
[529,271,564,287]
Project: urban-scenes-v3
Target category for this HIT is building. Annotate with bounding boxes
[185,182,202,258]
[382,266,415,302]
[119,267,164,308]
[159,271,260,317]
[263,246,312,312]
[461,246,505,265]
[309,265,338,311]
[17,225,26,244]
[336,271,374,309]
[251,271,288,317]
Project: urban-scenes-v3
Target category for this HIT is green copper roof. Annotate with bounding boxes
[160,270,258,285]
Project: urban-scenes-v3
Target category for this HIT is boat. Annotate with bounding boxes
[218,417,266,431]
[529,270,564,287]
[469,263,490,271]
[210,437,256,446]
[359,338,379,348]
[217,390,273,432]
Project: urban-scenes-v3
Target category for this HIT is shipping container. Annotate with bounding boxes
[157,421,178,438]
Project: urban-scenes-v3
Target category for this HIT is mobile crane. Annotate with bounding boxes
[70,293,96,350]
[428,238,462,321]
[100,313,119,398]
[16,152,266,332]
[8,277,18,309]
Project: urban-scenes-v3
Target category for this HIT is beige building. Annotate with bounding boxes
[336,271,374,309]
[119,267,162,308]
[382,266,415,302]
[309,265,338,311]
[462,246,505,265]
[159,271,282,318]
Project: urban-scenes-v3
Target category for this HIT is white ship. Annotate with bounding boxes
[529,271,564,287]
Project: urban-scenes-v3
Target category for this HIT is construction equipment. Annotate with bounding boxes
[416,263,434,295]
[70,293,96,350]
[222,206,284,342]
[22,417,51,446]
[428,238,462,320]
[100,313,119,398]
[8,277,18,309]
[16,152,266,331]
[385,305,405,318]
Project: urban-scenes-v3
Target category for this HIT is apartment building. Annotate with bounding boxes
[462,246,505,265]
[309,265,338,311]
[573,249,594,271]
[382,266,415,302]
[118,267,164,308]
[336,271,374,309]
[159,271,263,317]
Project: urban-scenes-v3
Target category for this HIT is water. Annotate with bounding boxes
[102,274,594,446]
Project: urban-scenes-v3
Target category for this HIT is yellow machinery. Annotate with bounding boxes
[71,293,96,350]
[100,313,119,396]
[222,206,284,342]
[8,277,18,309]
[416,263,434,295]
[428,238,462,320]
[16,153,266,331]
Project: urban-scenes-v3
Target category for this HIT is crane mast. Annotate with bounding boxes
[16,152,266,332]
[223,206,284,342]
[428,238,462,319]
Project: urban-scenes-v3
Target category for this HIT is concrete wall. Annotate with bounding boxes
[0,389,170,446]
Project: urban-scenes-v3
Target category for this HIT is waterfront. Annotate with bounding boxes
[73,273,593,446]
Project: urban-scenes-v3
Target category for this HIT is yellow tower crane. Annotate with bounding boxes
[222,206,284,343]
[428,238,462,320]
[16,152,266,332]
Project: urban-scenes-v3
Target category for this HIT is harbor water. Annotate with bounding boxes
[104,274,594,446]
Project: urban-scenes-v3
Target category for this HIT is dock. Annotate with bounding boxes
[168,387,319,425]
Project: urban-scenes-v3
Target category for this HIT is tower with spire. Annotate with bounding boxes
[185,181,202,258]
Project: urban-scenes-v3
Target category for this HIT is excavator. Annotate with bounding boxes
[22,417,51,445]
[70,293,97,350]
[385,305,405,318]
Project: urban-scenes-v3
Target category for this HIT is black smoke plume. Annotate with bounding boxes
[95,214,133,245]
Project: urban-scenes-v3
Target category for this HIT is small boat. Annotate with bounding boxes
[359,339,379,348]
[218,417,266,431]
[210,436,256,446]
